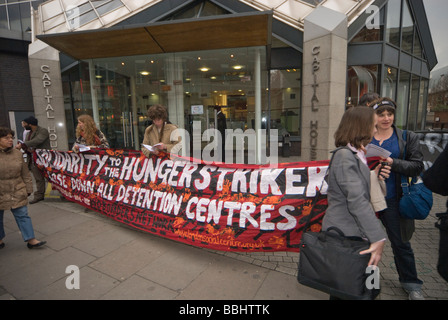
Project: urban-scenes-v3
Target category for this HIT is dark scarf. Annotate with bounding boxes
[0,146,13,153]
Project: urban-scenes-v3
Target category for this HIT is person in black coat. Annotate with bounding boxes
[368,97,425,300]
[423,143,448,282]
[215,106,227,161]
[423,143,448,195]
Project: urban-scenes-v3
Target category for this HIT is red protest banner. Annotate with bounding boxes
[34,149,329,252]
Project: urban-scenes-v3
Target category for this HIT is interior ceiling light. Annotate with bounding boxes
[232,65,243,70]
[200,67,209,72]
[139,71,150,76]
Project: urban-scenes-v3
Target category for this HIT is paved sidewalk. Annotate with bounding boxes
[0,191,447,300]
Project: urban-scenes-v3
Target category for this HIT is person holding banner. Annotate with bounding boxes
[142,104,180,157]
[322,107,388,300]
[0,127,46,250]
[368,97,425,300]
[72,114,109,153]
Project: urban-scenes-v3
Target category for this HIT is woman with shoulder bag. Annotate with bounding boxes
[323,106,388,266]
[321,107,389,299]
[368,97,425,300]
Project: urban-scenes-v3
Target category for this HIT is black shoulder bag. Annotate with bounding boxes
[297,148,380,300]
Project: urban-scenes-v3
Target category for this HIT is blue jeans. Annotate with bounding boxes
[379,198,423,291]
[0,206,35,242]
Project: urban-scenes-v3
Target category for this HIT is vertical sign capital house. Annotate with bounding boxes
[28,40,69,150]
[301,7,348,161]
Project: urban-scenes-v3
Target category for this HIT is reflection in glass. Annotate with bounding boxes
[413,29,422,57]
[347,65,378,107]
[382,65,398,101]
[270,69,301,136]
[19,3,31,33]
[407,75,420,130]
[0,6,8,30]
[7,2,21,31]
[94,0,123,16]
[396,70,410,129]
[417,79,428,130]
[401,0,414,53]
[385,0,401,47]
[351,7,384,43]
[300,0,325,6]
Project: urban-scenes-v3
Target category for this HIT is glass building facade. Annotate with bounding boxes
[347,0,433,131]
[0,0,44,130]
[0,0,44,33]
[57,0,302,155]
[5,0,437,159]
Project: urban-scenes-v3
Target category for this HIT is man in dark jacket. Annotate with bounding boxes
[215,106,227,161]
[16,116,50,204]
[423,144,448,283]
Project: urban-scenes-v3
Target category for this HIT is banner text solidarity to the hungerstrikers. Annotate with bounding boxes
[35,149,329,252]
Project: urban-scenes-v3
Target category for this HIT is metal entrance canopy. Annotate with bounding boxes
[37,11,272,60]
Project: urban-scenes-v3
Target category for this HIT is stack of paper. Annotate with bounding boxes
[365,144,391,158]
[76,144,90,152]
[142,143,163,152]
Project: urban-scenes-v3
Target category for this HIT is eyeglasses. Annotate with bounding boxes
[0,136,14,140]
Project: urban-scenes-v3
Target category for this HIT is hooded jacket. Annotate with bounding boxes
[0,147,33,210]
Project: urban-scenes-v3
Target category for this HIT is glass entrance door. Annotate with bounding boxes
[90,64,133,149]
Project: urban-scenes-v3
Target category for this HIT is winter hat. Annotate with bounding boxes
[23,116,38,126]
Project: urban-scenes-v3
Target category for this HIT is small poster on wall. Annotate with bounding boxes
[191,105,204,115]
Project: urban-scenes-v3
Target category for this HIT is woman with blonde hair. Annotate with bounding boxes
[72,114,109,152]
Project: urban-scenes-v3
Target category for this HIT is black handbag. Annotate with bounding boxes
[297,227,379,300]
[297,149,380,300]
